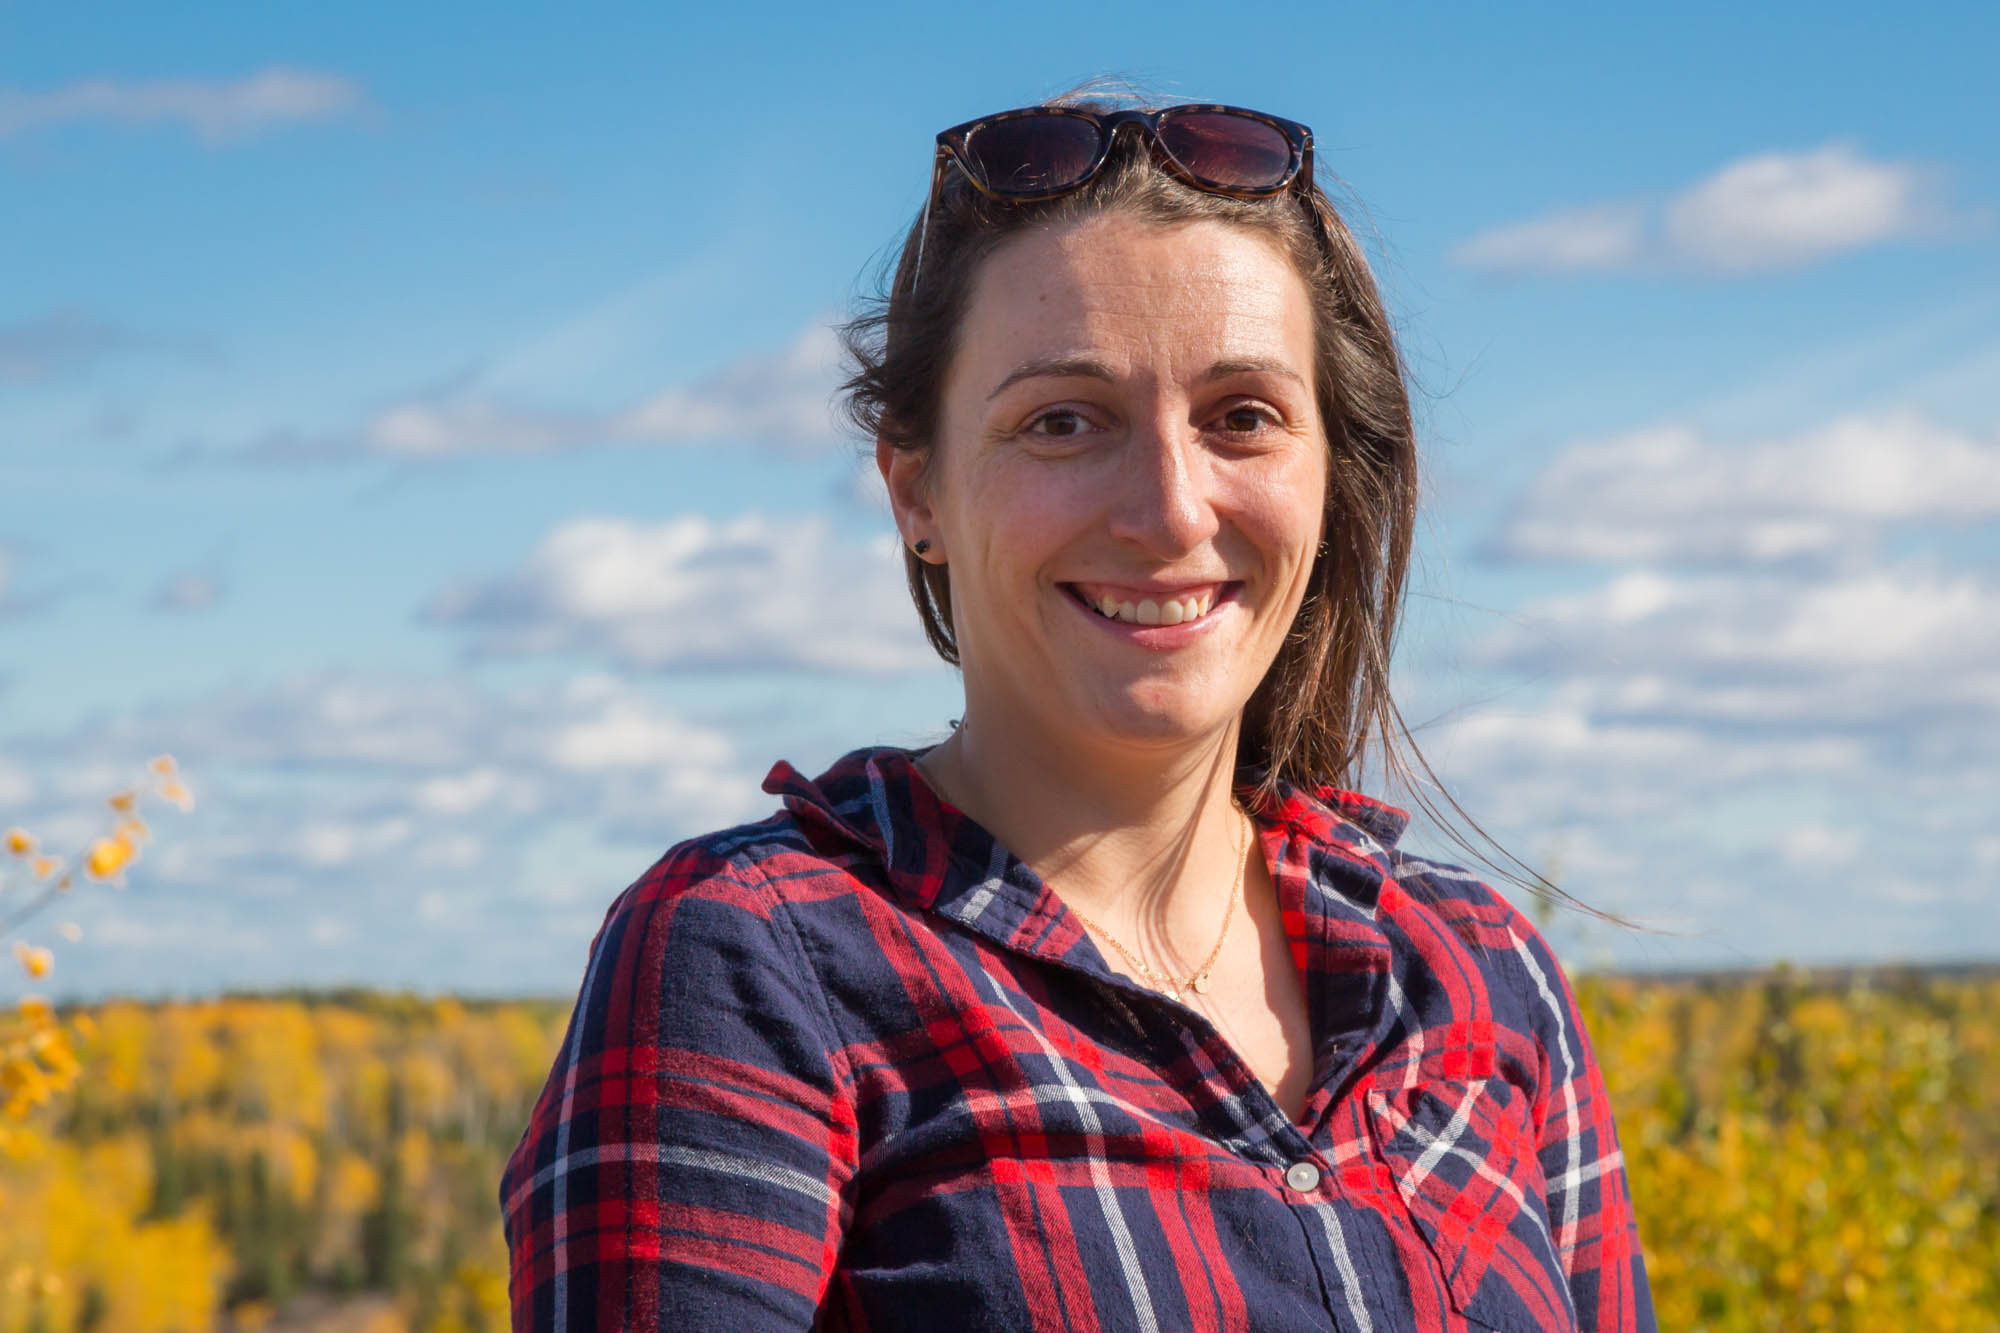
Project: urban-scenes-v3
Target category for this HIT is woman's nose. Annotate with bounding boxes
[1105,417,1220,558]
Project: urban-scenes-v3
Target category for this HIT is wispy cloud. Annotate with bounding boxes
[1447,204,1646,274]
[1423,405,2000,965]
[607,325,845,447]
[233,324,845,463]
[149,571,225,613]
[0,670,768,995]
[424,512,934,674]
[1,311,145,383]
[1494,414,2000,564]
[0,67,368,144]
[1473,563,2000,722]
[1453,142,1969,275]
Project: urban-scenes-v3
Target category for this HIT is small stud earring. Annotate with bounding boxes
[913,539,932,556]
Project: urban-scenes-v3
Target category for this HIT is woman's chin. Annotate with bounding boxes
[1075,687,1239,753]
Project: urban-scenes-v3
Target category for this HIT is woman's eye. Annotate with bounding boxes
[1027,408,1092,438]
[1219,404,1275,434]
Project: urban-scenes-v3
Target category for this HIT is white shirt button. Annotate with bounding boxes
[1284,1160,1321,1193]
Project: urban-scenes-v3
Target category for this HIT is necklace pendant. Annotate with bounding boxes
[1191,973,1212,994]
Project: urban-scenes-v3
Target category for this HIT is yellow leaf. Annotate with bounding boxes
[84,836,135,880]
[29,855,59,879]
[11,943,52,980]
[3,828,31,856]
[107,790,136,813]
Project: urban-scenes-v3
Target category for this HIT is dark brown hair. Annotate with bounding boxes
[840,95,1629,927]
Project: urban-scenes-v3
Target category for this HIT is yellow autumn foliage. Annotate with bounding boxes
[1,945,1993,1330]
[4,993,570,1332]
[1577,965,2000,1331]
[0,1135,228,1333]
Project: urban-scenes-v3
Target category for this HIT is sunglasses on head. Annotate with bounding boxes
[914,103,1316,288]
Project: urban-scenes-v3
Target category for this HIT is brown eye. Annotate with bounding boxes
[1029,408,1089,438]
[1221,405,1270,433]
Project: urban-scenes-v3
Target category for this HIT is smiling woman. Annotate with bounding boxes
[501,93,1657,1332]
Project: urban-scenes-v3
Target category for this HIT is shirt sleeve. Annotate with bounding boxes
[500,843,857,1332]
[1507,916,1658,1333]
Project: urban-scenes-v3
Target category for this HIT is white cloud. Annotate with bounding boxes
[1453,142,1962,275]
[1498,414,2000,564]
[0,68,366,144]
[1447,204,1645,273]
[308,916,350,946]
[414,768,505,815]
[610,324,844,447]
[414,834,484,870]
[1482,412,2000,751]
[426,513,935,673]
[347,324,845,459]
[299,817,415,868]
[83,671,764,825]
[550,698,734,772]
[1781,824,1863,866]
[1413,398,2000,966]
[0,754,34,807]
[2,669,777,994]
[1502,563,1996,669]
[363,398,595,457]
[1433,699,1868,824]
[1663,144,1939,271]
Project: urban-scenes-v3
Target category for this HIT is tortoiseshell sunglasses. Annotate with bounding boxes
[913,103,1316,288]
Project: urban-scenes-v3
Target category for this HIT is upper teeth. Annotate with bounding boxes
[1094,590,1216,625]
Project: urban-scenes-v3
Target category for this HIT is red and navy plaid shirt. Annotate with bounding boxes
[501,745,1654,1331]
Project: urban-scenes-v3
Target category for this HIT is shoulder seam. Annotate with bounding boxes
[724,847,858,1099]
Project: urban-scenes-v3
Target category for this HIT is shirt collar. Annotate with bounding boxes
[762,744,1408,950]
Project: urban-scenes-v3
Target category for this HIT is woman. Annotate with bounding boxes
[501,96,1656,1332]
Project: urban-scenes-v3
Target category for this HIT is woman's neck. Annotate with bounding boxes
[915,711,1250,939]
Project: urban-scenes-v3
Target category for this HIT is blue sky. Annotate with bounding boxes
[4,2,1997,998]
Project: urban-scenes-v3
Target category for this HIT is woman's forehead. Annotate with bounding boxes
[957,215,1314,387]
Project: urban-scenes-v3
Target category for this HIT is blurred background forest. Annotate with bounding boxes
[6,966,1998,1331]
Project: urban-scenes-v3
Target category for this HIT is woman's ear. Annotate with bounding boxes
[877,437,943,561]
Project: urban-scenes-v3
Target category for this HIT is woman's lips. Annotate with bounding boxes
[1062,581,1239,628]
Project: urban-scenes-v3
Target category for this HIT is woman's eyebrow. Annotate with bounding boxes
[1204,358,1308,389]
[986,355,1116,401]
[985,354,1307,401]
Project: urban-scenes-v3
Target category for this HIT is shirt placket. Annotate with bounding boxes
[930,815,1420,1332]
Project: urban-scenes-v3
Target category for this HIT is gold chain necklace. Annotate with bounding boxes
[1064,801,1249,1004]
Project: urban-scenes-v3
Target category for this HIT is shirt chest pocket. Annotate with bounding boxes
[1365,1077,1574,1333]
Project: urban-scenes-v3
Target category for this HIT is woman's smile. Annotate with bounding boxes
[1061,579,1243,637]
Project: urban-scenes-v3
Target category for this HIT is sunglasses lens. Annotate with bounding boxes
[962,114,1104,195]
[1157,112,1296,191]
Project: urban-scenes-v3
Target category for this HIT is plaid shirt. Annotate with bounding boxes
[501,745,1654,1332]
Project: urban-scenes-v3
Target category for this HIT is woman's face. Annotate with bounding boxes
[884,213,1327,759]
